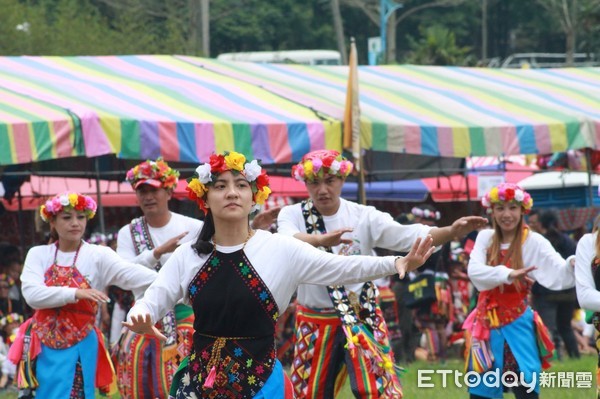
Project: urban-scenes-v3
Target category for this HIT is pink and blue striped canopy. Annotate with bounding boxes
[1,55,599,167]
[0,55,340,166]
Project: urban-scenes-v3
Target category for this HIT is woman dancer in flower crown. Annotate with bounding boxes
[124,151,435,398]
[10,192,157,399]
[464,183,575,399]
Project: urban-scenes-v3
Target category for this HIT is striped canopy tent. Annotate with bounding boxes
[0,55,341,168]
[184,57,600,157]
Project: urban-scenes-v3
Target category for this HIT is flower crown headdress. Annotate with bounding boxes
[0,313,23,329]
[411,206,441,221]
[186,151,271,215]
[0,273,15,287]
[40,192,97,222]
[481,183,533,214]
[291,150,354,182]
[126,157,179,190]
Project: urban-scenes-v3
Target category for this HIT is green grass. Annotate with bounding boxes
[0,355,595,398]
[337,355,597,398]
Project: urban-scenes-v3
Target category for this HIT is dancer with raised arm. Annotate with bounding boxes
[124,151,434,399]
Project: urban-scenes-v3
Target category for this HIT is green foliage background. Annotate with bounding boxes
[1,0,600,65]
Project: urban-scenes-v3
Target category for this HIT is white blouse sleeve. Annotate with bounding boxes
[575,233,600,311]
[362,206,432,252]
[283,235,397,286]
[97,246,158,299]
[21,246,77,309]
[467,230,513,291]
[127,244,191,324]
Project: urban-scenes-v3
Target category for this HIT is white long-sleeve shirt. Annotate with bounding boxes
[575,232,600,311]
[128,230,399,324]
[468,229,575,292]
[277,198,431,308]
[22,242,157,309]
[117,212,203,268]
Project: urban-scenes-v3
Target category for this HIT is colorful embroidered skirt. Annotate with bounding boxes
[467,308,542,398]
[115,304,194,399]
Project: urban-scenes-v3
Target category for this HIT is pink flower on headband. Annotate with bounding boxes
[292,150,353,182]
[126,157,179,190]
[40,192,97,222]
[481,183,533,214]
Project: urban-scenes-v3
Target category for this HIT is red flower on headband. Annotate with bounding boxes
[139,163,153,178]
[74,196,86,211]
[209,154,226,173]
[504,187,515,201]
[322,155,335,169]
[256,170,269,191]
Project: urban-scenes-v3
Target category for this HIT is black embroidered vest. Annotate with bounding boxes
[187,248,279,398]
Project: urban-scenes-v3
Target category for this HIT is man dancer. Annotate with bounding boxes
[114,158,202,399]
[277,149,487,398]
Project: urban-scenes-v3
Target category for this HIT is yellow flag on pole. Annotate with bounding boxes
[343,38,366,204]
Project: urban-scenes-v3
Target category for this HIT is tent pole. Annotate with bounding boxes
[586,148,594,208]
[94,158,106,235]
[464,161,472,215]
[17,187,25,256]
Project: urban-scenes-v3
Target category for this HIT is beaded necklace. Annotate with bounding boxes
[52,240,82,283]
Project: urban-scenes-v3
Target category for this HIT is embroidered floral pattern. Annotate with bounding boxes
[183,250,279,398]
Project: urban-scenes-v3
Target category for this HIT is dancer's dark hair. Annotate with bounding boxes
[193,211,215,255]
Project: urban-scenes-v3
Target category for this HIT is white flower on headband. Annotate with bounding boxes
[329,160,341,174]
[244,160,262,182]
[195,163,212,184]
[59,195,70,206]
[514,190,524,202]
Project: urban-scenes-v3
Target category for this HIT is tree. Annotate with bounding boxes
[535,0,600,65]
[405,24,473,65]
[340,0,466,63]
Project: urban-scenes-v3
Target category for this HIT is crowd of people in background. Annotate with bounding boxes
[1,151,600,399]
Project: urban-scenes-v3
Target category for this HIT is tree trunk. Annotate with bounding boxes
[201,0,210,56]
[482,0,488,60]
[387,12,396,63]
[566,28,575,66]
[188,0,201,55]
[331,0,347,64]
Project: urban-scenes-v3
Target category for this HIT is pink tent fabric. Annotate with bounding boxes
[422,163,536,202]
[1,176,306,211]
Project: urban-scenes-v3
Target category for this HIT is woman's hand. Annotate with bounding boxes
[75,288,110,303]
[508,266,537,283]
[395,235,435,279]
[122,314,167,341]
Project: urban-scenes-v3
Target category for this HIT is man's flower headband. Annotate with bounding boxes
[126,157,179,190]
[186,151,271,215]
[40,192,97,222]
[292,150,354,182]
[481,183,533,214]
